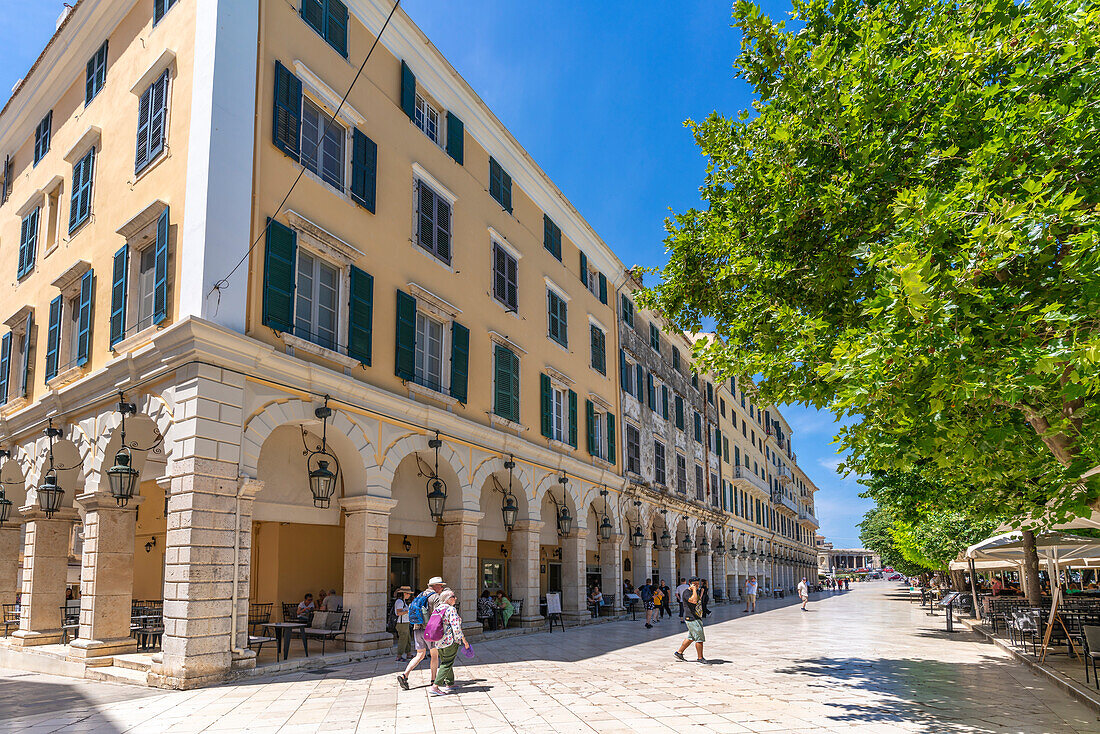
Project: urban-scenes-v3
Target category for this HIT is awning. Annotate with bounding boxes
[966,531,1100,567]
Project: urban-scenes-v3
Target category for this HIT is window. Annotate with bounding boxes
[720,398,726,418]
[620,294,634,328]
[135,69,169,174]
[695,464,705,501]
[300,0,349,57]
[17,208,39,279]
[654,441,666,486]
[1,157,12,205]
[707,382,714,405]
[676,454,687,494]
[415,179,452,264]
[585,266,600,298]
[294,250,339,350]
[492,243,518,311]
[543,215,561,260]
[539,374,575,447]
[550,384,567,442]
[34,112,51,165]
[45,268,93,381]
[489,157,512,212]
[585,400,614,462]
[672,347,681,373]
[625,423,641,475]
[650,323,660,352]
[86,41,108,104]
[675,395,684,430]
[0,310,33,404]
[415,94,440,144]
[723,436,730,463]
[693,411,702,443]
[547,289,568,347]
[589,324,606,374]
[110,206,170,346]
[136,245,160,333]
[301,99,345,191]
[711,473,719,506]
[154,0,179,25]
[69,147,95,233]
[493,343,520,423]
[620,351,637,396]
[414,312,446,392]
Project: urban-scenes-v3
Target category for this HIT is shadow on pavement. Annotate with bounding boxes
[0,671,153,731]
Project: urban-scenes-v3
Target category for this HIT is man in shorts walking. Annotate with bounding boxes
[397,576,446,690]
[674,577,706,663]
[744,575,758,613]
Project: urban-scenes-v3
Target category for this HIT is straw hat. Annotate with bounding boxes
[394,586,412,596]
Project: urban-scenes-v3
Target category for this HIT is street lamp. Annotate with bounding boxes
[715,534,726,555]
[630,524,644,548]
[500,457,519,531]
[598,488,613,541]
[306,398,340,509]
[680,531,693,552]
[38,422,66,518]
[105,396,163,507]
[552,475,572,536]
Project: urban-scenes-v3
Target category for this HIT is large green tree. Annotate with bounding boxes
[640,0,1100,521]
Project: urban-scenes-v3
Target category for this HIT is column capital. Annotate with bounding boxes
[512,518,544,532]
[600,532,625,547]
[19,506,79,523]
[440,508,484,525]
[76,491,144,513]
[340,494,398,515]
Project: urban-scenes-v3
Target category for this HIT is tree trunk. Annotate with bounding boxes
[950,569,966,593]
[1021,530,1043,605]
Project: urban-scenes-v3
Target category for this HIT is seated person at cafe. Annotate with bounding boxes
[322,589,342,611]
[588,585,604,616]
[495,591,514,628]
[296,593,316,623]
[477,590,497,630]
[991,577,1004,595]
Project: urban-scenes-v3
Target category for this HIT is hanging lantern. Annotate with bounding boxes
[0,489,11,525]
[501,493,518,531]
[38,471,64,518]
[556,505,572,536]
[715,536,725,555]
[659,528,672,549]
[699,536,710,554]
[599,514,613,541]
[630,525,644,548]
[680,532,693,552]
[305,399,341,509]
[106,446,140,507]
[426,477,447,522]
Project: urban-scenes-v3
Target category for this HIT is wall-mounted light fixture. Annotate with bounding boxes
[145,536,157,553]
[402,535,412,552]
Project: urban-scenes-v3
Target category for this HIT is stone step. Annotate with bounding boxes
[86,664,151,687]
[111,653,155,672]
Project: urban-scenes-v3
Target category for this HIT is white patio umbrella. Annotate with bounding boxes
[948,558,1019,572]
[965,531,1100,568]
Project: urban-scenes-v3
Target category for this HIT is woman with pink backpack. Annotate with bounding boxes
[425,589,470,696]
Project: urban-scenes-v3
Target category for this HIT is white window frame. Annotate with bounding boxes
[545,281,569,348]
[550,384,567,443]
[491,234,520,312]
[623,355,637,395]
[585,266,600,298]
[414,92,442,146]
[300,96,347,193]
[591,409,607,460]
[294,247,341,352]
[414,310,449,394]
[654,441,667,486]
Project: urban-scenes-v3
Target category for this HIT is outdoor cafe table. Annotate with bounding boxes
[261,621,307,661]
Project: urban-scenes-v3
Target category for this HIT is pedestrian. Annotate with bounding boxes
[798,577,809,611]
[744,576,757,613]
[675,577,688,624]
[397,576,446,690]
[659,580,673,619]
[639,578,656,628]
[700,579,711,618]
[393,586,413,661]
[674,577,706,663]
[430,589,470,696]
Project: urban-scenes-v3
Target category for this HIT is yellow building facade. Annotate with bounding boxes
[0,0,819,688]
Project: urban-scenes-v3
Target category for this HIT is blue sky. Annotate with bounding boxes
[0,1,872,548]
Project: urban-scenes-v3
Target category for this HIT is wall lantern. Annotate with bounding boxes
[306,398,340,509]
[145,536,157,553]
[38,422,66,518]
[500,543,509,558]
[598,488,613,541]
[680,531,694,552]
[106,396,163,507]
[552,475,572,536]
[402,535,412,552]
[658,507,671,549]
[423,434,448,522]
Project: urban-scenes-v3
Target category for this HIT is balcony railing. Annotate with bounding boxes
[799,507,820,529]
[731,465,769,494]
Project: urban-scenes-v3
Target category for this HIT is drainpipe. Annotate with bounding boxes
[229,479,248,658]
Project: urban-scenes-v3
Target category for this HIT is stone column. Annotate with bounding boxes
[0,521,21,606]
[678,549,696,579]
[657,546,676,586]
[68,493,143,659]
[12,507,79,647]
[341,494,397,650]
[711,552,726,604]
[630,537,650,589]
[599,532,623,611]
[697,552,712,590]
[561,529,587,623]
[510,519,544,626]
[441,509,483,633]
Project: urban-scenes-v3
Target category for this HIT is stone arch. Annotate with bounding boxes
[0,457,27,509]
[470,455,535,518]
[240,398,376,484]
[377,432,468,498]
[26,434,84,511]
[474,457,533,542]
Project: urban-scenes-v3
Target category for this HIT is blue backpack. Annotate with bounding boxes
[408,590,432,625]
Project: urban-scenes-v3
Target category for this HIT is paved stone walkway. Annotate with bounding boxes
[2,583,1099,733]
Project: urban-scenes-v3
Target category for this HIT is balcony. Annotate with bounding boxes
[731,465,769,494]
[772,490,799,516]
[778,465,793,486]
[799,507,820,529]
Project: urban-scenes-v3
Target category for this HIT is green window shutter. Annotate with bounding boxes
[350,128,378,212]
[598,273,607,305]
[606,412,616,465]
[394,289,417,380]
[45,296,62,381]
[446,112,464,164]
[662,385,669,420]
[694,412,702,443]
[0,332,9,405]
[675,395,684,429]
[579,251,588,287]
[543,215,561,260]
[153,206,169,324]
[619,349,628,392]
[507,350,519,422]
[273,61,302,158]
[634,364,643,400]
[301,0,324,35]
[69,147,95,233]
[540,373,552,439]
[76,269,93,366]
[494,344,518,422]
[590,326,605,374]
[18,208,39,279]
[585,399,595,455]
[109,245,128,346]
[326,0,349,57]
[348,266,374,365]
[568,389,578,448]
[449,321,470,403]
[716,428,723,455]
[400,60,416,120]
[261,219,296,333]
[646,372,655,410]
[489,157,511,212]
[620,294,633,328]
[502,169,512,213]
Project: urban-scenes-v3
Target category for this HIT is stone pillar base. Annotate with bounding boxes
[230,648,256,672]
[67,637,137,660]
[345,631,395,651]
[10,629,63,647]
[518,614,545,628]
[562,611,588,624]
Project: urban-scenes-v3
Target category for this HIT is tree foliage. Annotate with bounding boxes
[640,0,1100,520]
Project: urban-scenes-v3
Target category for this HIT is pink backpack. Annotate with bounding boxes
[423,607,446,642]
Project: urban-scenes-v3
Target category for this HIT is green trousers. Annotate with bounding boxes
[434,642,459,686]
[396,623,412,657]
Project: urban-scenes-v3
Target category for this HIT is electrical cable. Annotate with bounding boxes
[208,0,402,299]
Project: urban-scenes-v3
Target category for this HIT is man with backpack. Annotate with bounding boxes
[397,577,446,690]
[639,578,656,629]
